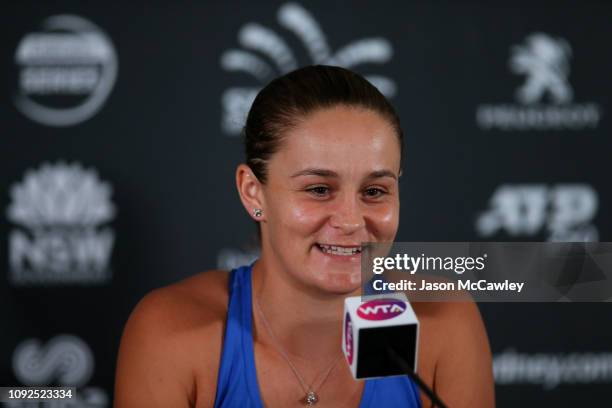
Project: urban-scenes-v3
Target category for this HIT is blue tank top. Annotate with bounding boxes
[213,264,422,408]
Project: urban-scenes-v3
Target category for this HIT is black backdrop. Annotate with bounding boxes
[1,1,611,406]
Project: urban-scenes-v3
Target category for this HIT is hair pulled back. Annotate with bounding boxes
[244,65,403,183]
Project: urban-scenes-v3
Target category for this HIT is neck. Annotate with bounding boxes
[251,257,360,363]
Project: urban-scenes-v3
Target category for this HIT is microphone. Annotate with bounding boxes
[342,294,448,408]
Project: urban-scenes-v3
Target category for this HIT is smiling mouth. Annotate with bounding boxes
[316,243,362,256]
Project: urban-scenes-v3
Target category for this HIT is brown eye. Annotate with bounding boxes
[307,186,330,197]
[364,187,386,198]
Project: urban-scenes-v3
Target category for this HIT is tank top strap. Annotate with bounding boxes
[213,264,263,408]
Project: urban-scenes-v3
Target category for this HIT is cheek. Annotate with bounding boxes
[272,197,328,234]
[366,201,399,237]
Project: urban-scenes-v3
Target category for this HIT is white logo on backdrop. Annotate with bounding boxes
[9,335,108,407]
[476,33,601,130]
[217,247,259,270]
[476,184,599,242]
[220,2,396,135]
[6,162,116,285]
[511,33,573,105]
[494,349,612,389]
[14,15,118,126]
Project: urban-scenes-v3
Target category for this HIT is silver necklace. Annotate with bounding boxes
[254,296,341,406]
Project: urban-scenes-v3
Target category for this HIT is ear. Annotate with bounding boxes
[236,164,266,221]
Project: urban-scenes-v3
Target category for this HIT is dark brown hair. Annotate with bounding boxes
[244,65,403,183]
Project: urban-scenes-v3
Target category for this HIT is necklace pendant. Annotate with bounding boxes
[304,391,318,405]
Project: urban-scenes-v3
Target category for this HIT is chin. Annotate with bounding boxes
[310,267,363,295]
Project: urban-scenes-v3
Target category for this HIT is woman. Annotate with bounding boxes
[114,65,495,407]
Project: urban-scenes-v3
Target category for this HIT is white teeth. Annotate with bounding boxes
[317,244,361,256]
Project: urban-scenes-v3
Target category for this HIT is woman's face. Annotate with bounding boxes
[261,105,401,294]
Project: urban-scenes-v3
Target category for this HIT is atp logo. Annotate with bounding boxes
[511,33,572,105]
[11,334,108,406]
[476,32,601,131]
[6,162,116,285]
[357,299,406,321]
[220,2,396,135]
[476,184,599,242]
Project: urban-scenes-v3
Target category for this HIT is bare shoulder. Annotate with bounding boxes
[411,299,489,366]
[412,297,484,331]
[114,270,231,408]
[412,299,495,408]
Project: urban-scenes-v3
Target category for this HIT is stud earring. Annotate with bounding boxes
[253,208,263,218]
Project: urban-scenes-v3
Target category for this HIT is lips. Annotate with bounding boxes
[315,243,362,256]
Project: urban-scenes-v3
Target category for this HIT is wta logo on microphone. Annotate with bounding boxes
[357,299,406,321]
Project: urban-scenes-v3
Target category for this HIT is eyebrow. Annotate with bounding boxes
[290,168,397,181]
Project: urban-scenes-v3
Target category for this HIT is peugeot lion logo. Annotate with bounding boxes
[476,32,601,131]
[510,33,572,105]
[220,2,396,135]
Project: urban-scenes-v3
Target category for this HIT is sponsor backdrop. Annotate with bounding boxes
[1,1,611,406]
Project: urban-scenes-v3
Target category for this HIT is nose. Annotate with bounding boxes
[329,194,365,234]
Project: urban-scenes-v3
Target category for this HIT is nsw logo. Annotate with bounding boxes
[6,162,116,285]
[357,299,405,321]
